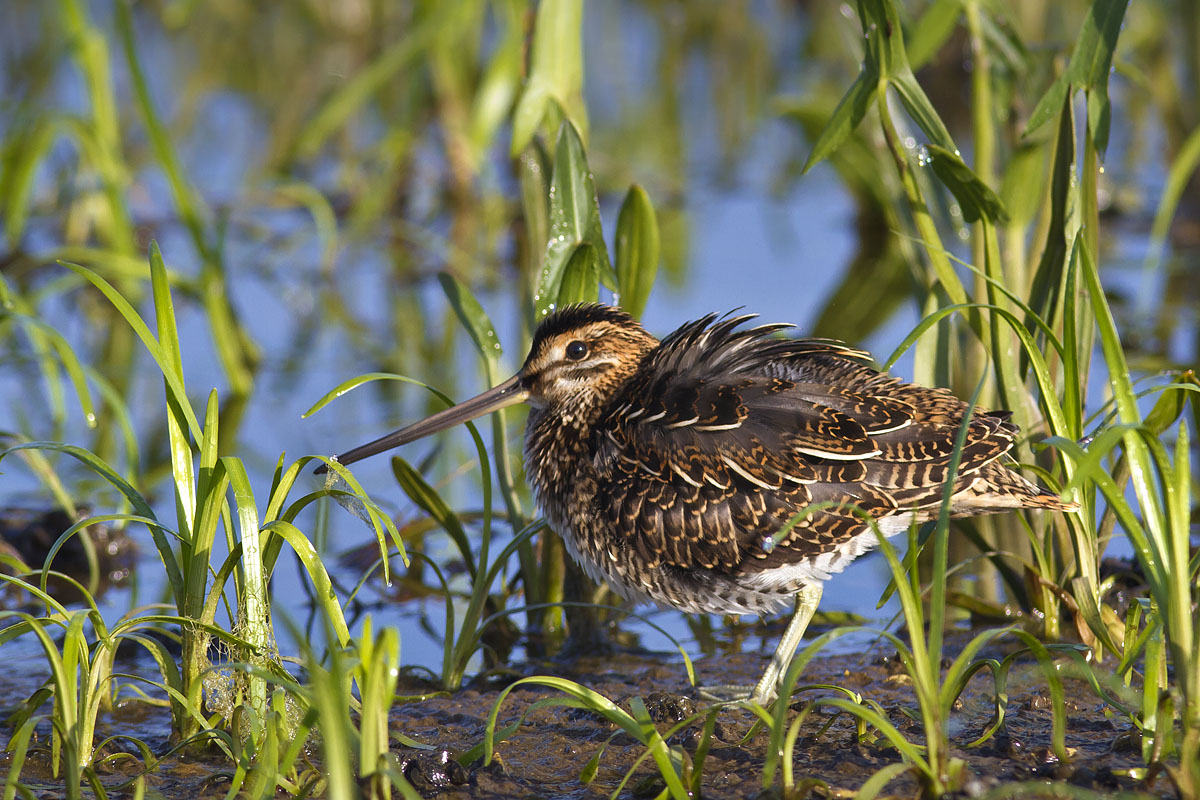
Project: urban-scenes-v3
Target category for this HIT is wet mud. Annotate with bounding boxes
[392,640,1149,799]
[2,626,1157,799]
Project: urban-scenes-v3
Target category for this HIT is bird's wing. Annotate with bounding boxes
[590,316,1018,573]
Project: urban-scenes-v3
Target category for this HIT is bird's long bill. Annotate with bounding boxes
[315,373,528,474]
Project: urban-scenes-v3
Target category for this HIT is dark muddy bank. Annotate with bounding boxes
[3,630,1153,799]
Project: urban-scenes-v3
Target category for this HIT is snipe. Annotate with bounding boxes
[319,304,1075,703]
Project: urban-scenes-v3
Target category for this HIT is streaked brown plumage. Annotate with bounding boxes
[321,304,1075,702]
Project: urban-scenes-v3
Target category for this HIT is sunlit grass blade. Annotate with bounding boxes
[259,520,350,648]
[303,373,454,419]
[392,456,478,580]
[801,59,878,173]
[533,120,612,319]
[556,242,600,305]
[510,0,587,154]
[222,456,276,727]
[59,260,200,440]
[614,184,660,318]
[439,272,503,367]
[356,619,399,776]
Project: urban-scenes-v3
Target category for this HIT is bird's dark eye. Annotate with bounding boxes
[565,340,589,361]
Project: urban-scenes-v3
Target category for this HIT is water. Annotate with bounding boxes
[0,0,1190,693]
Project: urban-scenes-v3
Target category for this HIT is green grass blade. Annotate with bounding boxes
[1,118,57,244]
[0,442,183,602]
[259,520,350,648]
[391,457,477,581]
[801,67,878,173]
[906,0,961,69]
[556,242,600,306]
[303,637,357,800]
[627,697,689,800]
[293,9,442,160]
[1078,237,1167,572]
[1024,0,1128,154]
[148,243,198,540]
[468,2,522,161]
[889,69,956,152]
[926,145,1009,224]
[438,272,503,366]
[59,260,200,440]
[358,622,400,773]
[221,456,273,718]
[114,5,207,257]
[3,714,38,800]
[510,0,587,154]
[1026,96,1075,328]
[1069,0,1130,156]
[817,697,931,774]
[303,373,453,419]
[614,184,660,318]
[854,762,912,800]
[534,120,611,318]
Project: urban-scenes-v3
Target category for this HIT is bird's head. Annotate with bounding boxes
[316,304,656,472]
[519,304,656,411]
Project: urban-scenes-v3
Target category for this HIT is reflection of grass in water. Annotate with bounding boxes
[1,0,1198,797]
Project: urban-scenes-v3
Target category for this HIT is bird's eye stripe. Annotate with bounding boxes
[564,365,609,379]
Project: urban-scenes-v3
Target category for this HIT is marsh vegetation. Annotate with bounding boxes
[0,0,1197,797]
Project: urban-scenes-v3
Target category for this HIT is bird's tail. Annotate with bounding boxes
[953,460,1079,514]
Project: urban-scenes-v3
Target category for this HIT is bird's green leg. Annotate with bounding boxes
[697,582,823,705]
[751,582,823,704]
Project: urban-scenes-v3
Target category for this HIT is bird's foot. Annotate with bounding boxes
[695,683,751,703]
[696,644,793,706]
[695,683,765,705]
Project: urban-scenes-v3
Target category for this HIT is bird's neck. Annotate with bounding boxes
[524,332,657,508]
[522,376,623,517]
[526,392,602,468]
